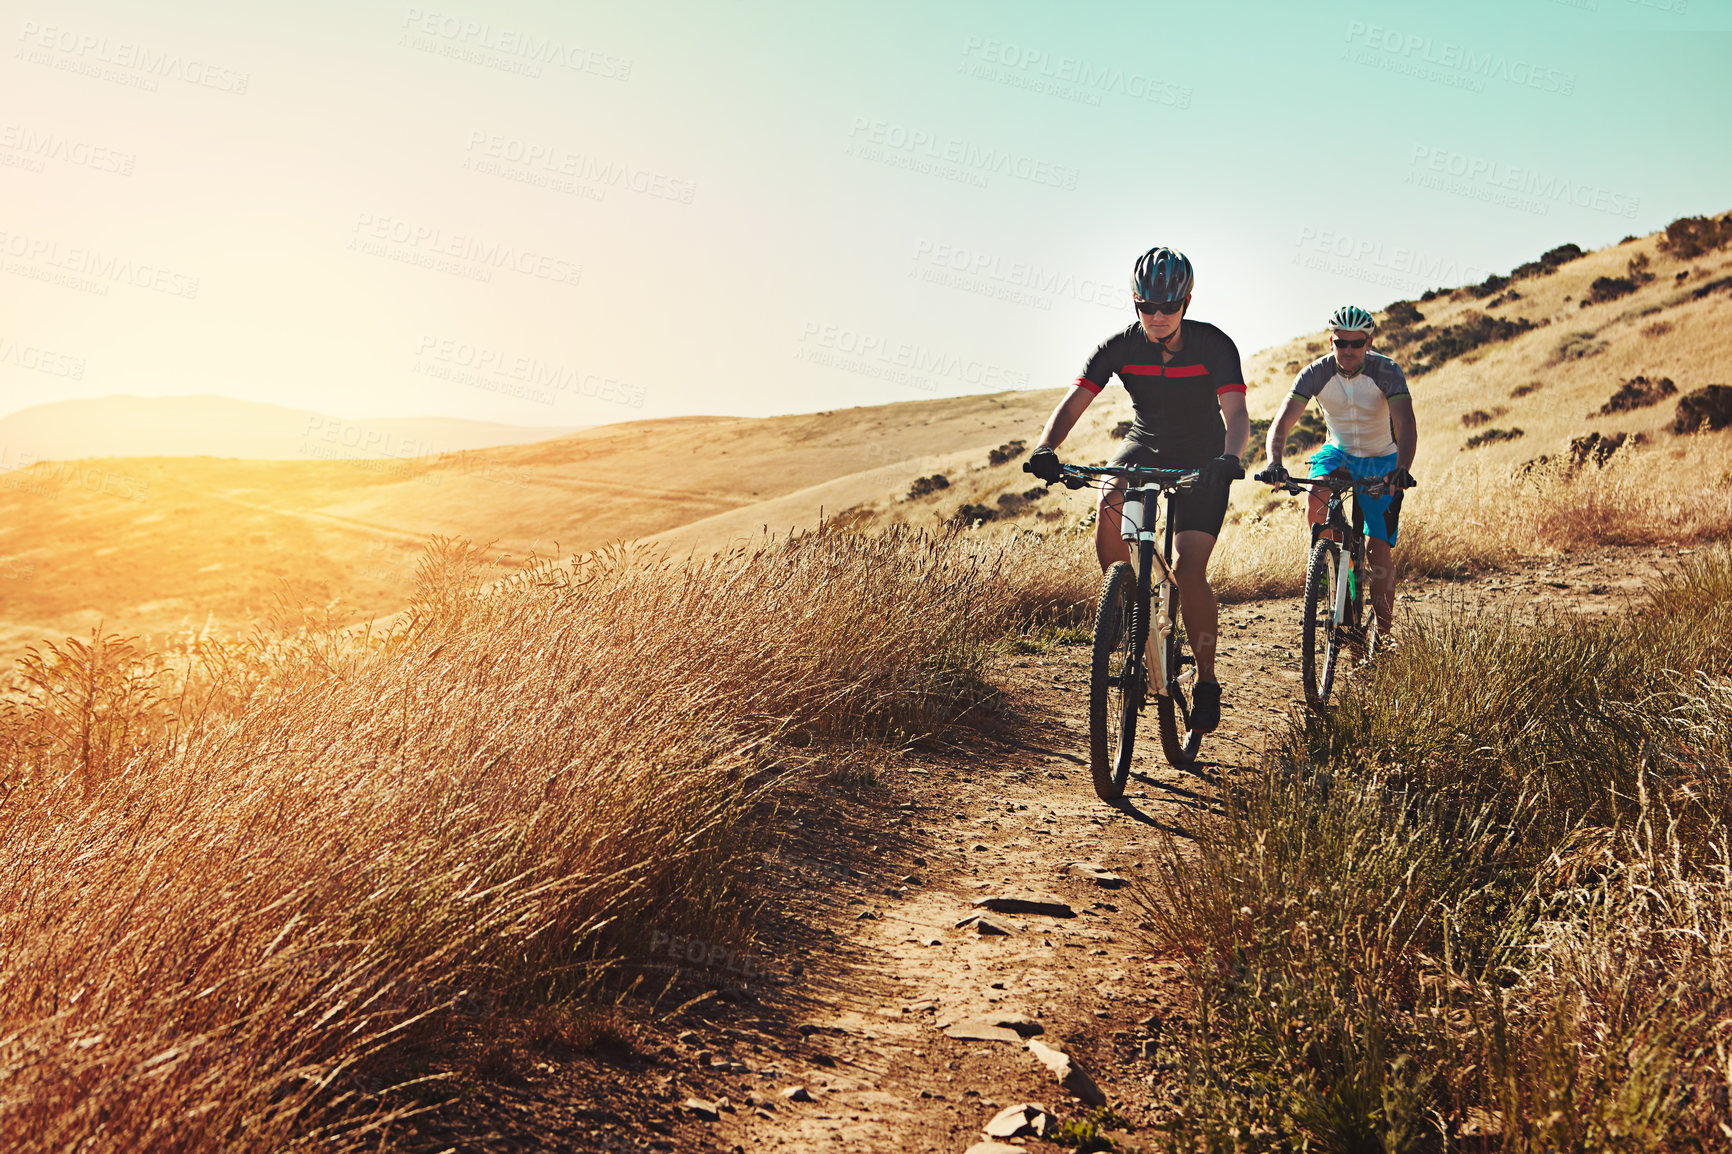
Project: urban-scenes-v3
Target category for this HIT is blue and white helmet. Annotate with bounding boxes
[1327,304,1376,333]
[1132,247,1194,303]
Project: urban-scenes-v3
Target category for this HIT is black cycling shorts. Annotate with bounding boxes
[1105,440,1231,538]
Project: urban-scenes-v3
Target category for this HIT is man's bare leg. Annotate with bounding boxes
[1173,530,1220,683]
[1368,538,1396,634]
[1094,477,1131,571]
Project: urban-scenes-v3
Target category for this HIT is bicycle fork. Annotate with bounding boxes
[1120,493,1177,699]
[1333,545,1353,631]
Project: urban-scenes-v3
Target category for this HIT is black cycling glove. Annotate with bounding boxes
[1024,447,1064,484]
[1255,463,1290,485]
[1200,454,1244,488]
[1386,466,1417,490]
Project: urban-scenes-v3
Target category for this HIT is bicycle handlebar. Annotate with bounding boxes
[1055,462,1198,491]
[1252,469,1413,498]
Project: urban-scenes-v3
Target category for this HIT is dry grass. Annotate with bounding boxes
[1139,550,1732,1151]
[0,526,1083,1151]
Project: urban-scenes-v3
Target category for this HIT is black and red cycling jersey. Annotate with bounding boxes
[1075,319,1246,467]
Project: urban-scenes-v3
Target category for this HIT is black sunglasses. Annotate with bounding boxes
[1134,299,1186,316]
[1331,337,1368,349]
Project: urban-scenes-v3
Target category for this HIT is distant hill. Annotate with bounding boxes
[0,395,584,464]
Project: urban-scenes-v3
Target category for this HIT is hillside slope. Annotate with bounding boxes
[2,216,1728,657]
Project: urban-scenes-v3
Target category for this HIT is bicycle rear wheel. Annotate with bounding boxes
[1302,538,1343,709]
[1155,581,1202,765]
[1089,562,1142,801]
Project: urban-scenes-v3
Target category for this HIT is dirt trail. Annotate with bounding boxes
[400,544,1698,1153]
[683,545,1695,1153]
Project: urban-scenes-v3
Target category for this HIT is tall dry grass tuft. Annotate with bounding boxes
[1140,549,1732,1151]
[0,525,1074,1151]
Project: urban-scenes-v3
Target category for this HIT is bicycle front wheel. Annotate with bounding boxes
[1302,538,1343,709]
[1089,561,1142,801]
[1155,581,1202,766]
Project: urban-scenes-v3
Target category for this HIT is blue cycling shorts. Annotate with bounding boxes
[1308,444,1402,545]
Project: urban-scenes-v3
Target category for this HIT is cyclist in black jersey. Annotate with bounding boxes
[1024,247,1248,732]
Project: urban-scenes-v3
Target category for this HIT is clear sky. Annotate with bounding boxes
[2,0,1728,428]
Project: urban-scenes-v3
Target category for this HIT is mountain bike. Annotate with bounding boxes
[1058,463,1205,801]
[1253,469,1408,709]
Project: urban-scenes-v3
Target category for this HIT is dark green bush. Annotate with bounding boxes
[1410,312,1539,374]
[1658,213,1732,260]
[1464,426,1524,448]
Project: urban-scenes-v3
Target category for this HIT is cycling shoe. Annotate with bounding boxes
[1190,681,1222,733]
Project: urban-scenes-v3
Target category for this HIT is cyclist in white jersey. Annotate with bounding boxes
[1262,305,1418,640]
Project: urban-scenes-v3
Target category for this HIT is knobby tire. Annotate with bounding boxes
[1155,580,1202,765]
[1302,539,1343,710]
[1089,562,1141,801]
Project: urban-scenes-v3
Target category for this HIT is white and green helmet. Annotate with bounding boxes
[1327,305,1376,333]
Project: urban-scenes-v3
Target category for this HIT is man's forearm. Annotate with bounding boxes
[1224,410,1250,459]
[1038,387,1094,449]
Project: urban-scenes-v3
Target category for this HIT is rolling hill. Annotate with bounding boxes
[1,215,1728,659]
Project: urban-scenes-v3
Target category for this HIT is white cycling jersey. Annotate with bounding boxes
[1289,352,1410,459]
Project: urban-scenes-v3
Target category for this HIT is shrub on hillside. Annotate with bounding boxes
[1583,275,1637,305]
[1460,407,1508,428]
[1510,241,1586,279]
[1410,311,1539,375]
[1598,375,1677,415]
[987,440,1027,466]
[1669,384,1732,435]
[1548,331,1608,364]
[1110,419,1133,440]
[1465,426,1524,448]
[953,502,997,524]
[1382,300,1425,326]
[907,474,949,498]
[1658,213,1732,260]
[1511,380,1543,398]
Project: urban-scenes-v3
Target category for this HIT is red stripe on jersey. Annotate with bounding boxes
[1074,376,1104,394]
[1120,363,1210,378]
[1215,383,1247,395]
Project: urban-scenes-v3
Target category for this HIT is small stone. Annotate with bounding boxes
[901,874,923,885]
[944,1013,1043,1042]
[677,1031,700,1045]
[944,1022,1022,1043]
[974,895,1076,918]
[710,1055,731,1068]
[1026,1038,1106,1106]
[1141,1039,1160,1059]
[974,918,1012,936]
[855,909,879,920]
[683,1098,720,1121]
[780,1085,813,1102]
[963,1143,1022,1154]
[1062,861,1128,888]
[989,982,1005,989]
[911,856,928,866]
[983,1102,1054,1139]
[695,1049,714,1064]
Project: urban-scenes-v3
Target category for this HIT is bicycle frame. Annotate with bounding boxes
[1064,464,1195,700]
[1282,474,1388,632]
[1115,485,1180,697]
